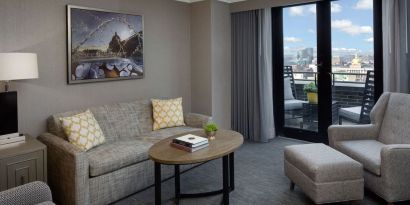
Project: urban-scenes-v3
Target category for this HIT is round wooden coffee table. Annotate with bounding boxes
[148,129,243,205]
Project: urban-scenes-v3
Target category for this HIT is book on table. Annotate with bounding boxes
[172,134,208,147]
[170,142,209,152]
[171,134,209,152]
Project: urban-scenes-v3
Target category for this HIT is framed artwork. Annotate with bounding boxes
[67,5,144,84]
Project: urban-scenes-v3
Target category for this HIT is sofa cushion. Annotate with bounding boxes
[137,126,201,144]
[378,93,410,144]
[60,110,106,151]
[151,98,185,130]
[335,140,384,176]
[284,143,363,183]
[86,139,152,177]
[48,100,153,141]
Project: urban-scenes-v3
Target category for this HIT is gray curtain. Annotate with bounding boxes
[383,0,410,93]
[231,9,275,142]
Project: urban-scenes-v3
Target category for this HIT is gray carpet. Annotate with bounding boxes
[113,137,397,205]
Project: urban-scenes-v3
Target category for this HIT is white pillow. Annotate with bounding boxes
[284,77,295,100]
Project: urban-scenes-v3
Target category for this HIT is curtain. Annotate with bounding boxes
[383,0,410,93]
[231,8,275,142]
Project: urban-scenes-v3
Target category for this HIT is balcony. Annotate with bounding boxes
[293,71,366,107]
[285,71,373,131]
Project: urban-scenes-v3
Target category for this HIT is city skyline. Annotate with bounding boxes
[283,0,374,57]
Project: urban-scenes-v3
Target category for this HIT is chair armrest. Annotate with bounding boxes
[185,113,211,128]
[0,181,53,205]
[328,124,379,147]
[38,133,90,205]
[381,144,410,188]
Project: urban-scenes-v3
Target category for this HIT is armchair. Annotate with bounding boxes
[0,181,54,205]
[328,92,410,204]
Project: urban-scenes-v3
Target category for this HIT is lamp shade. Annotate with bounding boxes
[0,53,38,81]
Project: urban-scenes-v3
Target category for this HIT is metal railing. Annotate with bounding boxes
[292,71,368,85]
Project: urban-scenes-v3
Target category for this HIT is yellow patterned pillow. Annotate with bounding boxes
[59,110,105,151]
[152,98,185,130]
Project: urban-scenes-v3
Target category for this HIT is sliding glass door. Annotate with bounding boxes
[282,3,319,133]
[273,0,383,143]
[331,0,376,126]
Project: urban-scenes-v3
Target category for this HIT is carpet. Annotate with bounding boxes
[113,137,400,205]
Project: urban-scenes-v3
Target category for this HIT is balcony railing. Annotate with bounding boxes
[293,71,368,85]
[289,71,370,108]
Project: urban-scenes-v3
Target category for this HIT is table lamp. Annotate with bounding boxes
[0,53,38,136]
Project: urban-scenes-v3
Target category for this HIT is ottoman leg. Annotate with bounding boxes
[290,181,295,190]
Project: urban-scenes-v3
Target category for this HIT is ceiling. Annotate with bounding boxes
[176,0,247,3]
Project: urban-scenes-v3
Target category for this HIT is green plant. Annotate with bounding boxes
[303,82,318,93]
[204,122,218,132]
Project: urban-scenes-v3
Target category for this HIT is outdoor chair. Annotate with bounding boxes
[284,66,305,122]
[339,70,375,125]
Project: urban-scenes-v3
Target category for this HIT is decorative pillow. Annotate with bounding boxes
[284,77,295,100]
[59,110,105,151]
[151,98,185,130]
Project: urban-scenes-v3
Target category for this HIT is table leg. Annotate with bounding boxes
[155,162,161,205]
[223,155,229,205]
[229,153,235,191]
[175,165,180,205]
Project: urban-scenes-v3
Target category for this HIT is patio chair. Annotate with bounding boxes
[339,70,375,125]
[284,66,305,121]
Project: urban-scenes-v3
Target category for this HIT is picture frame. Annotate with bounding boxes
[67,5,144,84]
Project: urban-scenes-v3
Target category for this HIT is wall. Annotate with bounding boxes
[230,0,317,13]
[190,0,232,129]
[0,0,192,137]
[211,0,231,129]
[190,0,212,115]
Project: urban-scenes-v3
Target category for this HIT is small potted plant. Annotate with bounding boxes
[303,82,318,104]
[204,122,218,140]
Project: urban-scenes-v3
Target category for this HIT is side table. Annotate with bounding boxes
[302,101,339,130]
[0,135,47,191]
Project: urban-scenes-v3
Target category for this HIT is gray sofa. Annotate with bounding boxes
[38,99,210,205]
[328,92,410,204]
[0,181,54,205]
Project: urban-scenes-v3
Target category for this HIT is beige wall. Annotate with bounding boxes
[0,0,192,136]
[190,0,213,115]
[230,0,317,13]
[190,0,232,129]
[211,0,231,129]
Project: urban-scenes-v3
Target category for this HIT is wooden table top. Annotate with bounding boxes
[148,129,244,165]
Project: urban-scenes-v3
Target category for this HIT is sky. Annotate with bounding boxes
[283,0,374,57]
[71,8,143,50]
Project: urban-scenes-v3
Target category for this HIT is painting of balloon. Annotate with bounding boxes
[67,5,143,84]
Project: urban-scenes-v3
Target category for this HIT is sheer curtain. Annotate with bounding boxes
[383,0,410,93]
[231,8,275,142]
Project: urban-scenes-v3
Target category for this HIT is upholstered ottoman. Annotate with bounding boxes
[284,143,363,204]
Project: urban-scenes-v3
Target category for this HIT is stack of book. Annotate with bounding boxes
[171,134,209,152]
[0,133,26,145]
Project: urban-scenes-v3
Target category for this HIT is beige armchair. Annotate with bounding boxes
[328,92,410,204]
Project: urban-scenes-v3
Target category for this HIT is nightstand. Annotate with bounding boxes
[0,135,47,191]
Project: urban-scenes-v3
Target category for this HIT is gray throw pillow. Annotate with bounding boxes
[284,77,295,100]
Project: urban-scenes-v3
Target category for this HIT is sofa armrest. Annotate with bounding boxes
[328,124,379,147]
[381,144,410,188]
[38,133,90,205]
[185,113,211,128]
[0,181,53,205]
